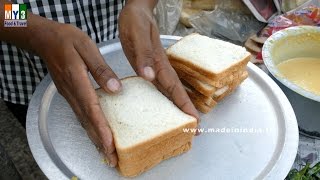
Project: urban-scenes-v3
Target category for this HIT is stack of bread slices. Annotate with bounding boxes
[97,77,197,177]
[166,33,251,113]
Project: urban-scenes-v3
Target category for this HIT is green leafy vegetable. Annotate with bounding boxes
[286,162,320,180]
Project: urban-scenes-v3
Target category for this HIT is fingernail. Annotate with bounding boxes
[107,78,121,93]
[103,158,116,167]
[144,66,155,80]
[103,153,117,167]
[109,161,116,168]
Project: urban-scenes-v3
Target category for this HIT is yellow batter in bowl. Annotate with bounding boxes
[277,57,320,95]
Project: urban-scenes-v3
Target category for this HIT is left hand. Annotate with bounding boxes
[119,0,200,122]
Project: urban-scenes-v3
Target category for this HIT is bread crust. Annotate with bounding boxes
[171,60,248,88]
[193,101,213,114]
[185,71,248,105]
[189,95,216,114]
[117,125,195,161]
[167,46,251,80]
[178,70,217,96]
[183,80,217,106]
[177,68,247,97]
[181,70,248,114]
[115,124,195,177]
[189,91,217,108]
[117,133,193,177]
[169,54,250,80]
[213,71,249,102]
[118,142,192,177]
[183,81,217,113]
[118,130,193,177]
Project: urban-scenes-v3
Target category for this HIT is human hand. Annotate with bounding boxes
[33,20,120,167]
[119,0,200,122]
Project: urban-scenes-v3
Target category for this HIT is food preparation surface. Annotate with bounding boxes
[26,36,298,180]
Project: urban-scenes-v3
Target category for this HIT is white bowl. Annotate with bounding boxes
[262,26,320,102]
[263,26,320,138]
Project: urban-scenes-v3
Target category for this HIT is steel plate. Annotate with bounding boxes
[27,36,299,180]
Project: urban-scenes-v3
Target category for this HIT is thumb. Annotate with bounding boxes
[130,41,156,81]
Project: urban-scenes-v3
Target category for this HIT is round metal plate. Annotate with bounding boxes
[27,36,298,180]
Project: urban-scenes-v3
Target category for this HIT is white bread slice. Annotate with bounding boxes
[184,71,248,113]
[250,34,267,45]
[184,84,217,114]
[96,77,197,177]
[192,71,249,102]
[166,33,251,81]
[177,68,246,97]
[244,38,262,53]
[191,100,213,114]
[184,83,217,107]
[214,71,248,102]
[177,69,218,95]
[171,60,248,88]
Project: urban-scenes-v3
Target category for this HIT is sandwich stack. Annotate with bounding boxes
[166,33,251,113]
[97,77,197,177]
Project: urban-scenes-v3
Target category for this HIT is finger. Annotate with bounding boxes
[150,29,200,121]
[152,79,170,100]
[77,104,119,166]
[82,119,118,166]
[160,68,199,120]
[79,78,117,167]
[65,50,117,166]
[85,122,104,150]
[152,57,199,121]
[104,151,118,168]
[74,37,122,94]
[120,23,155,81]
[62,91,106,152]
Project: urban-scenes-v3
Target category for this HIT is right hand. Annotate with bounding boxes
[33,20,120,167]
[118,0,200,122]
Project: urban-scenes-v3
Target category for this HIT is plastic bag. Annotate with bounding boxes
[215,0,252,14]
[242,0,281,22]
[281,0,312,12]
[251,6,320,63]
[260,6,320,37]
[154,0,183,35]
[173,22,196,37]
[190,8,265,44]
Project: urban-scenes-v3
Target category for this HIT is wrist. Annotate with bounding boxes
[27,17,62,57]
[0,11,55,56]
